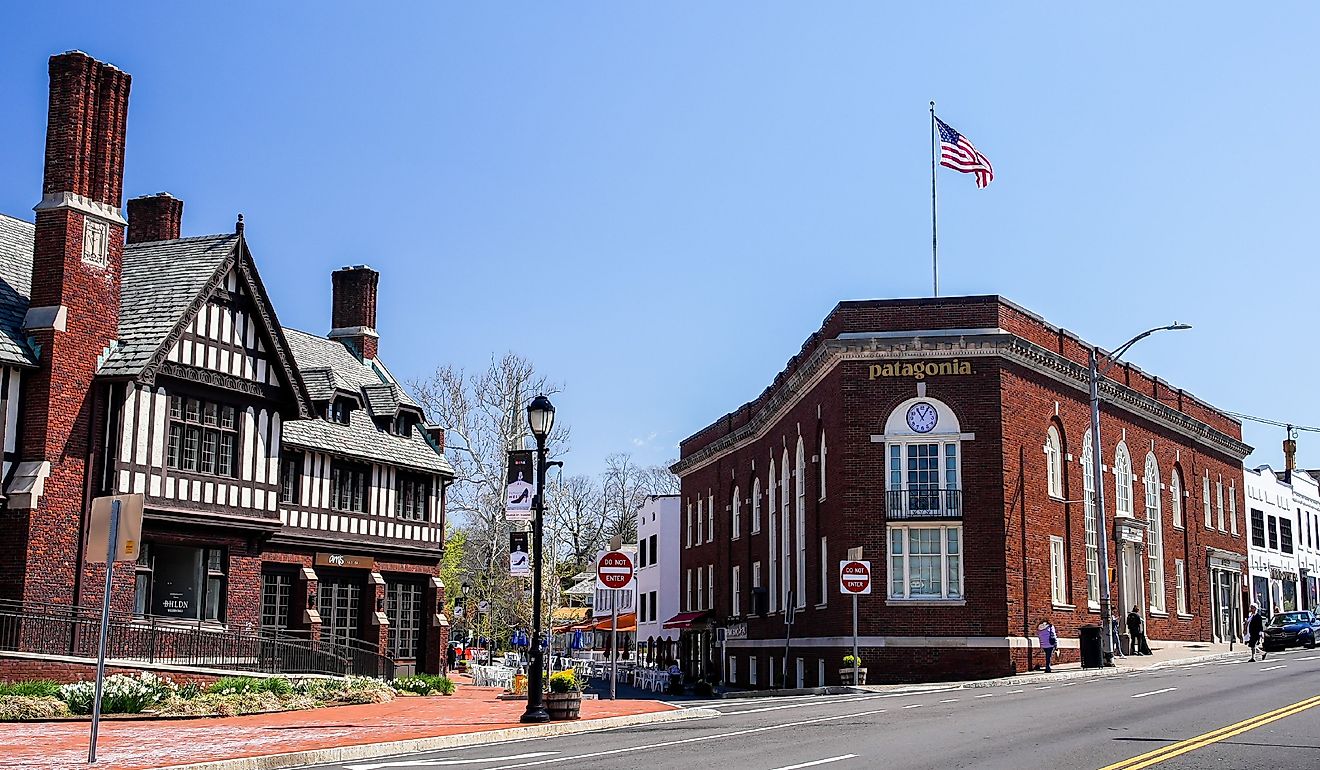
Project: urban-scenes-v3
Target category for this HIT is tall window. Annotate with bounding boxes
[396,471,432,521]
[1281,518,1294,554]
[795,438,806,609]
[768,458,778,612]
[888,525,962,600]
[708,492,715,542]
[1083,430,1099,608]
[280,452,303,504]
[1175,559,1187,615]
[686,502,693,548]
[818,429,827,500]
[751,477,762,534]
[1203,472,1212,528]
[1113,442,1133,516]
[1229,483,1238,535]
[261,572,292,630]
[685,568,692,611]
[1145,454,1164,612]
[819,536,828,606]
[1170,467,1184,528]
[781,450,792,610]
[696,567,704,611]
[732,565,742,616]
[133,543,227,621]
[696,498,704,546]
[331,460,370,513]
[1269,516,1279,550]
[708,564,714,610]
[1050,536,1067,605]
[167,396,238,477]
[1216,478,1225,531]
[386,581,423,659]
[1045,425,1063,499]
[732,487,741,540]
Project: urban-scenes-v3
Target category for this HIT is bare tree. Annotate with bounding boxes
[639,461,681,496]
[547,473,608,574]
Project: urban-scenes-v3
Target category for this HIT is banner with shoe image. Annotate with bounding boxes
[505,449,534,521]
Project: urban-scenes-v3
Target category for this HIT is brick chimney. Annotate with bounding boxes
[329,265,380,360]
[127,192,183,243]
[12,51,131,604]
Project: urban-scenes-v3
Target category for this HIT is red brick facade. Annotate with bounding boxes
[675,296,1250,686]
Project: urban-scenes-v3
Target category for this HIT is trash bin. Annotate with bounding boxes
[1079,624,1103,669]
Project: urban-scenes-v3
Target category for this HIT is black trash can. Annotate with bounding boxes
[1079,624,1103,669]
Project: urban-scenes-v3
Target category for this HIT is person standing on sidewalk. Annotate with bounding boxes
[446,643,458,673]
[1246,604,1267,662]
[1127,606,1151,655]
[1037,619,1058,673]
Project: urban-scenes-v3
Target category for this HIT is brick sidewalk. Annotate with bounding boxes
[0,683,677,770]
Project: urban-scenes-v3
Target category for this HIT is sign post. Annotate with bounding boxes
[596,550,635,700]
[85,494,144,764]
[839,556,871,687]
[782,591,796,688]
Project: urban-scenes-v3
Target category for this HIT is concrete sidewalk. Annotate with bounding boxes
[0,681,698,770]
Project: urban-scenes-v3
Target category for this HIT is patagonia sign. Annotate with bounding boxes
[869,360,973,380]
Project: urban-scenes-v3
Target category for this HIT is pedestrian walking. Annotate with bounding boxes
[1246,604,1267,662]
[1127,606,1151,655]
[446,643,458,673]
[1037,619,1058,673]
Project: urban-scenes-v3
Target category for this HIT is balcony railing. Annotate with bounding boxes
[885,488,962,520]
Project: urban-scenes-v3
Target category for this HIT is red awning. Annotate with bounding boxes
[661,610,709,630]
[591,612,636,632]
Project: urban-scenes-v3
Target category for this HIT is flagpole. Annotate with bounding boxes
[929,101,938,297]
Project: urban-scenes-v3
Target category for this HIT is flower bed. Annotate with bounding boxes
[0,672,428,721]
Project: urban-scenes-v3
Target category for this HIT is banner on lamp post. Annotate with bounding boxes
[510,531,530,576]
[505,450,534,521]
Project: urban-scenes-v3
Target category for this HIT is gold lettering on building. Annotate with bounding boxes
[868,360,973,381]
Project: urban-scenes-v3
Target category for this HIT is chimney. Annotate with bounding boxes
[1284,436,1298,480]
[329,265,380,360]
[425,425,446,452]
[127,192,183,243]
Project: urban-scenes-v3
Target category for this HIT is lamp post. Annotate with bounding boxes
[521,394,555,723]
[1089,323,1191,666]
[460,582,471,644]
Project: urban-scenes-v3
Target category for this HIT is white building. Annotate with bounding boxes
[1244,465,1302,615]
[1291,470,1320,611]
[636,495,681,661]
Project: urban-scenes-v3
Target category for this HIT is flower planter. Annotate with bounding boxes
[545,691,581,720]
[838,667,868,686]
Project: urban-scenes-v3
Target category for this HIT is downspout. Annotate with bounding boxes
[1019,445,1030,671]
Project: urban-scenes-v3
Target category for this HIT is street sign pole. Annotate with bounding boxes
[839,552,869,688]
[88,498,120,764]
[610,590,618,700]
[781,590,795,688]
[852,593,859,685]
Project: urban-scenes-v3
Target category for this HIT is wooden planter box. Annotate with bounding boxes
[546,691,582,721]
[839,667,868,686]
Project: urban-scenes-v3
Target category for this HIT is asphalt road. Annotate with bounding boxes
[309,648,1320,770]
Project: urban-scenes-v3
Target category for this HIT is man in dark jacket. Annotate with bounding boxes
[1247,604,1267,662]
[1127,606,1151,655]
[445,643,458,673]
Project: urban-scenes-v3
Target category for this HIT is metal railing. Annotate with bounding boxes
[0,600,394,679]
[885,488,962,520]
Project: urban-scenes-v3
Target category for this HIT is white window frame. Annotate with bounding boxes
[751,477,762,534]
[1113,442,1134,517]
[696,498,704,546]
[696,566,704,611]
[729,656,738,684]
[818,428,827,501]
[1050,535,1067,606]
[819,536,828,606]
[1203,472,1212,529]
[686,502,693,548]
[685,568,692,612]
[795,438,807,609]
[1175,559,1187,615]
[1229,482,1238,536]
[781,449,792,610]
[887,523,963,601]
[732,565,741,616]
[732,487,741,540]
[708,564,714,610]
[1170,467,1183,529]
[1082,430,1099,608]
[768,459,778,612]
[1045,425,1063,499]
[1216,477,1225,531]
[1145,453,1164,613]
[708,492,715,542]
[749,656,758,685]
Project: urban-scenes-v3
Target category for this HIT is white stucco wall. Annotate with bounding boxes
[636,495,681,644]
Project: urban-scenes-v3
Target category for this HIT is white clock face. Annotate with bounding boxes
[906,402,938,433]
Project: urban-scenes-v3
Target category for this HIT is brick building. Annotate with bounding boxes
[0,51,453,676]
[673,295,1251,686]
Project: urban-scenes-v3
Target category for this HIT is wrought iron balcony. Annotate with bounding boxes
[885,488,962,520]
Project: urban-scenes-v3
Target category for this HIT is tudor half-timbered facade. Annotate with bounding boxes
[0,51,453,676]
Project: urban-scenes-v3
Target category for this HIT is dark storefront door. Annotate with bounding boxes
[319,579,362,646]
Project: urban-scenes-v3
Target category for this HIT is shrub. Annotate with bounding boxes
[0,680,61,698]
[548,670,579,693]
[0,695,70,720]
[206,676,292,696]
[59,672,176,715]
[842,655,860,668]
[392,674,457,696]
[158,691,290,718]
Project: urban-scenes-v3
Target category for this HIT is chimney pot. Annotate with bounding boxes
[126,192,183,243]
[330,266,380,360]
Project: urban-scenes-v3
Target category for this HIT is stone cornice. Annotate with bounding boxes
[33,191,127,225]
[672,333,1250,476]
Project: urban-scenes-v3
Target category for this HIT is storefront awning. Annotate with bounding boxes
[591,612,636,632]
[661,610,709,630]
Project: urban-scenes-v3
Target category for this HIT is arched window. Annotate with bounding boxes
[1145,453,1164,612]
[1114,442,1133,517]
[752,477,762,534]
[781,449,791,610]
[818,428,827,500]
[1169,466,1183,529]
[732,486,741,540]
[1082,429,1099,608]
[768,458,778,612]
[795,436,807,609]
[1045,425,1063,499]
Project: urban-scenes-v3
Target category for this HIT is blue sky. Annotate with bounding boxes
[1,3,1316,475]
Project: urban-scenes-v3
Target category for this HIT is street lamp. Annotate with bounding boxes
[1089,322,1191,666]
[521,395,555,723]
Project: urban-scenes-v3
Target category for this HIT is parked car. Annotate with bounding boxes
[1261,611,1320,652]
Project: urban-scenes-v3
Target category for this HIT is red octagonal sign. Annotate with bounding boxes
[839,560,872,595]
[596,550,635,591]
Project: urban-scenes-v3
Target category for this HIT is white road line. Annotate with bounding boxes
[1035,686,1052,691]
[1295,656,1320,661]
[1007,689,1025,694]
[1060,683,1077,687]
[938,699,959,703]
[714,694,889,716]
[902,704,923,709]
[769,756,858,770]
[1180,661,1215,668]
[1260,665,1287,671]
[1131,687,1177,698]
[484,707,891,770]
[974,693,996,698]
[348,752,559,769]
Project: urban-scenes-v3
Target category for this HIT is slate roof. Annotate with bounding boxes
[0,215,38,367]
[98,234,239,377]
[282,401,452,474]
[283,329,420,413]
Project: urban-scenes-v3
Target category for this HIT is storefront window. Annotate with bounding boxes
[261,572,292,630]
[132,543,227,621]
[386,581,424,659]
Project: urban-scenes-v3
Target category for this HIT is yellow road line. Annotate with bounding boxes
[1098,693,1320,770]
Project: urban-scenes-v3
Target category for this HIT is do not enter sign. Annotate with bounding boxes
[596,550,635,591]
[839,560,872,595]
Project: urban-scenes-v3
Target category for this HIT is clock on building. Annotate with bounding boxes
[906,402,938,433]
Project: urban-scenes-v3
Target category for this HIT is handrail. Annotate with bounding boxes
[885,488,962,520]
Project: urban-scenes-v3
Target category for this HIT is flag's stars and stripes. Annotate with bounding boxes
[936,117,993,189]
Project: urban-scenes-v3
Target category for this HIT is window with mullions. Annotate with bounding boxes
[261,572,292,630]
[386,581,424,659]
[1251,508,1266,548]
[888,524,962,600]
[280,452,303,504]
[887,442,960,516]
[167,395,238,476]
[331,460,371,513]
[395,471,432,520]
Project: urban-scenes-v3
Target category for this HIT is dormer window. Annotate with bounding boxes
[329,399,351,425]
[392,414,413,436]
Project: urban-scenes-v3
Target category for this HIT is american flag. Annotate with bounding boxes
[936,116,993,189]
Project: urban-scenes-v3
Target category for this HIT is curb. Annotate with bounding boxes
[152,707,719,770]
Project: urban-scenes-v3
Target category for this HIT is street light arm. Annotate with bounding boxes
[1096,323,1191,379]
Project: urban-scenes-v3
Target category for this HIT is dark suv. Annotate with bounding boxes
[1261,611,1320,652]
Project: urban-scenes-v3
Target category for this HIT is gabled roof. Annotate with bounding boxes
[0,215,37,367]
[283,329,421,414]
